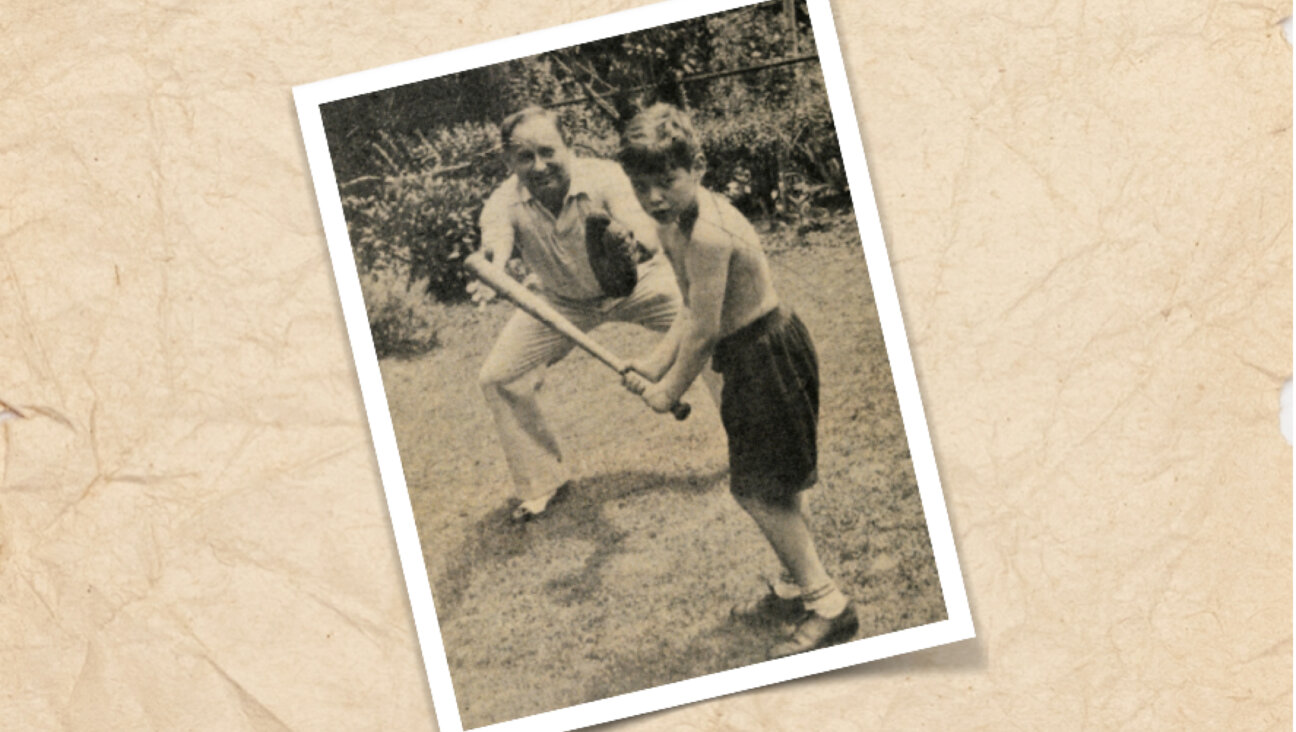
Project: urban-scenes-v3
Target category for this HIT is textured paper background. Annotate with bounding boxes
[2,0,1290,729]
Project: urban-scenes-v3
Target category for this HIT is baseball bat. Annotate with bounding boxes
[465,253,690,421]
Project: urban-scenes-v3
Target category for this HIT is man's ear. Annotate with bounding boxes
[612,95,641,135]
[501,146,519,172]
[691,152,707,179]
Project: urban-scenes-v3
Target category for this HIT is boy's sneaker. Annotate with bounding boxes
[730,582,805,628]
[768,602,859,659]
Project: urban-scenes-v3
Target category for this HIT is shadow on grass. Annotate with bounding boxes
[433,467,729,622]
[579,615,773,705]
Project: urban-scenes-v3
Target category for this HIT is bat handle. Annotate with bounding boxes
[619,363,689,420]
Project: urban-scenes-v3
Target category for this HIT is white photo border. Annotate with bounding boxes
[294,1,975,730]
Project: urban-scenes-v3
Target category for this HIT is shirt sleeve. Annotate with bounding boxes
[478,183,516,263]
[600,161,662,256]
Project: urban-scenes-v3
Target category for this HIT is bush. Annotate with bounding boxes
[339,122,509,305]
[340,98,848,318]
[333,0,850,316]
[698,72,846,223]
[362,268,440,359]
[320,0,864,362]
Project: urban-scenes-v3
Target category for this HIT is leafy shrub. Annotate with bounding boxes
[331,0,849,314]
[362,268,439,359]
[339,122,509,305]
[339,98,848,314]
[698,85,846,223]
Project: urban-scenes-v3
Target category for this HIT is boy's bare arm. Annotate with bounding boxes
[629,313,686,381]
[649,237,731,406]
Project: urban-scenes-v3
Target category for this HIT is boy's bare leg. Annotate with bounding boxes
[734,490,858,657]
[733,492,836,602]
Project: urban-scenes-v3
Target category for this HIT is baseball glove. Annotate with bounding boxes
[585,212,649,298]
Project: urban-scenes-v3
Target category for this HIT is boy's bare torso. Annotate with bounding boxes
[659,189,779,339]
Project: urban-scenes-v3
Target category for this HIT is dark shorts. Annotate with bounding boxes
[712,305,819,503]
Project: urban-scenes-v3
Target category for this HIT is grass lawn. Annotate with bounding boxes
[378,215,946,728]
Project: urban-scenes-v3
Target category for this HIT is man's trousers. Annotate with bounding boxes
[477,258,715,501]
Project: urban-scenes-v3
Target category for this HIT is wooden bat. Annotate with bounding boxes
[465,252,691,421]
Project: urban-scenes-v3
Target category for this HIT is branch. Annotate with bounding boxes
[549,53,620,122]
[547,54,820,109]
[340,175,383,190]
[339,147,499,190]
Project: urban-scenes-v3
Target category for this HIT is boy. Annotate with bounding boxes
[617,104,858,658]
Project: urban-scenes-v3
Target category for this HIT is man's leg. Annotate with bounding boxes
[479,305,590,509]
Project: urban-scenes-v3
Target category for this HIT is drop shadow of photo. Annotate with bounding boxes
[848,634,986,676]
[433,467,729,621]
[772,579,987,697]
[841,568,986,677]
[579,634,986,732]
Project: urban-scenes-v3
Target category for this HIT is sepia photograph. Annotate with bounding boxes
[295,1,972,730]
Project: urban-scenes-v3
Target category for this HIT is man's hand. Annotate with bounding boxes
[466,279,497,307]
[585,212,641,298]
[604,219,650,263]
[466,257,540,308]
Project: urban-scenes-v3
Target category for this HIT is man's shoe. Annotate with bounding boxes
[509,481,571,524]
[730,582,806,628]
[768,602,859,659]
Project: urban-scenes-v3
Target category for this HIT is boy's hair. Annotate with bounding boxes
[617,103,702,177]
[500,106,568,148]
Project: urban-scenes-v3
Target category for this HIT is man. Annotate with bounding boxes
[473,106,716,523]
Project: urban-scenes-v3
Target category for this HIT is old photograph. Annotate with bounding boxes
[295,1,972,730]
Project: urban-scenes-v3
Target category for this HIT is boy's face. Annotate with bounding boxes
[629,161,703,225]
[505,116,572,201]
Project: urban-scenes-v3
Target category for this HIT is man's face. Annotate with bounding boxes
[629,163,703,225]
[505,116,572,200]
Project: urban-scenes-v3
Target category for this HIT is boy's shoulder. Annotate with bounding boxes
[687,189,760,250]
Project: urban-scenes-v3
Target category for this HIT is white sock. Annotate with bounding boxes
[772,572,802,600]
[801,583,848,618]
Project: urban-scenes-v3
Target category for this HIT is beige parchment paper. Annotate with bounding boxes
[2,0,1290,729]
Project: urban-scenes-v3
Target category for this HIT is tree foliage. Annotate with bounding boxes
[323,1,847,356]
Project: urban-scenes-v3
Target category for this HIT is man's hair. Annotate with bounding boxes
[617,103,702,177]
[500,106,568,148]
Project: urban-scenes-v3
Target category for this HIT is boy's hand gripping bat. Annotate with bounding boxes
[465,252,690,421]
